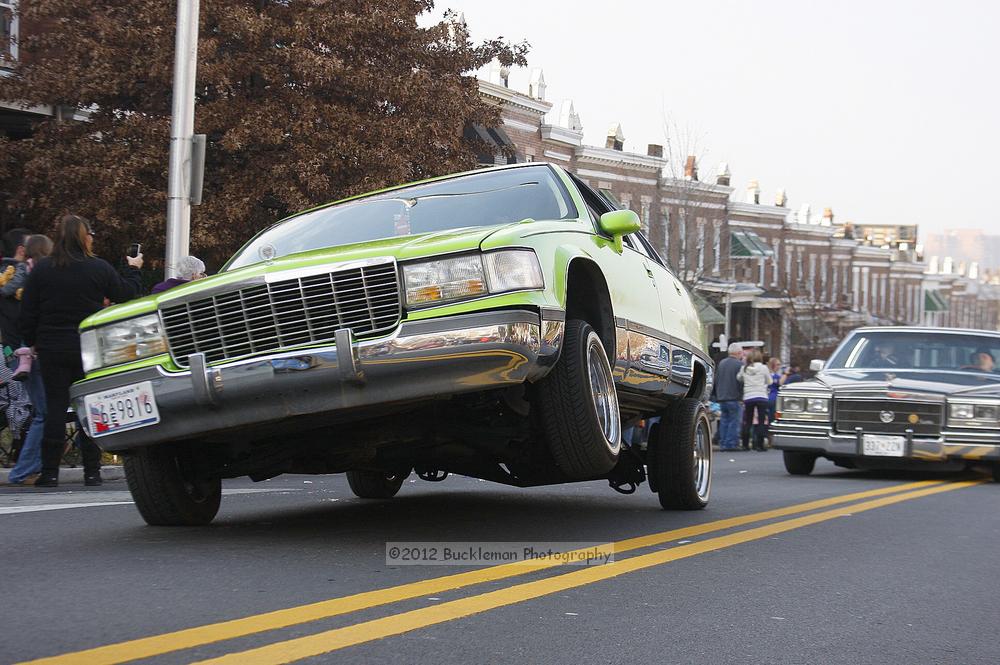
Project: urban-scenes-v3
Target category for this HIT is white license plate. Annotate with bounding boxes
[862,434,906,457]
[83,381,160,438]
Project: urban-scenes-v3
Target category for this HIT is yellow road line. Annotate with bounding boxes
[20,479,943,665]
[194,480,983,665]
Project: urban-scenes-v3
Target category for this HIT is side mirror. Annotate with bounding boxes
[809,359,825,372]
[598,210,641,252]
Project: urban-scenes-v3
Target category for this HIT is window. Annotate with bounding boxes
[662,211,670,262]
[678,211,687,271]
[1,0,16,62]
[696,218,705,273]
[640,201,650,234]
[770,239,779,286]
[713,222,721,275]
[820,256,828,301]
[785,247,792,287]
[635,232,667,267]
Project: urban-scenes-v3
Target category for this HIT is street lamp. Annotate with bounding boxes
[165,0,200,278]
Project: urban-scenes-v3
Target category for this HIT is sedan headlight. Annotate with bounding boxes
[403,250,543,309]
[807,398,830,414]
[779,396,804,413]
[777,395,831,421]
[947,401,1000,429]
[81,313,168,373]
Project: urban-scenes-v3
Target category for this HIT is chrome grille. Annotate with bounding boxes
[161,262,401,366]
[834,398,942,436]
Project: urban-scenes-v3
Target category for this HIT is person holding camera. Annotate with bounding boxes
[18,215,143,487]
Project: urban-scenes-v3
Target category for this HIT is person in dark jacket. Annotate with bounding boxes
[0,227,32,356]
[712,343,745,451]
[18,215,143,487]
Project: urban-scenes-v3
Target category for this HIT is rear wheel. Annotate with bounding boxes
[536,319,621,479]
[649,399,712,510]
[783,450,818,476]
[124,445,222,526]
[346,470,407,498]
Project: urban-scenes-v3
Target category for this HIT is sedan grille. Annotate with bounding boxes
[834,398,942,436]
[161,262,401,367]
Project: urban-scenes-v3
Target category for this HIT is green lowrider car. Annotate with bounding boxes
[71,163,714,525]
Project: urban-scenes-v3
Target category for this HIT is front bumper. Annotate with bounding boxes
[70,309,565,452]
[771,421,1000,464]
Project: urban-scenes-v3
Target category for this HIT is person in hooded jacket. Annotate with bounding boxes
[19,215,143,487]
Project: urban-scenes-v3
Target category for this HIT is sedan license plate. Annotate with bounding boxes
[862,434,906,457]
[83,381,160,438]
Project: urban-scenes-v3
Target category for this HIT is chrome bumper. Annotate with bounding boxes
[771,421,1000,463]
[70,309,565,451]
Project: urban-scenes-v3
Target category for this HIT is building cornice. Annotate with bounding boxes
[661,176,733,197]
[540,124,584,147]
[575,146,665,171]
[478,80,552,115]
[784,222,835,238]
[728,201,791,222]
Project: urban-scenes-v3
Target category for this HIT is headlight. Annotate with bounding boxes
[780,397,804,413]
[403,255,487,307]
[403,250,543,309]
[807,398,830,414]
[948,401,1000,429]
[82,313,168,373]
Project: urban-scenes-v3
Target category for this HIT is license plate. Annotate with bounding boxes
[862,434,906,457]
[83,381,160,438]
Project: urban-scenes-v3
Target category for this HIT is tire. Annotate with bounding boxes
[783,450,818,476]
[124,445,222,526]
[992,465,1000,483]
[536,319,621,479]
[649,399,712,510]
[346,470,407,499]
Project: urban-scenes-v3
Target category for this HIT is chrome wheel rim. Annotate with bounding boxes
[585,333,621,451]
[693,415,712,501]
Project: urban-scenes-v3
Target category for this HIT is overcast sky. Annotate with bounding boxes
[434,0,999,239]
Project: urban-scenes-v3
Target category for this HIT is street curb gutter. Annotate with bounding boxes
[0,465,125,484]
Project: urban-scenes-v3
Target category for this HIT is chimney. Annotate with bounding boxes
[647,144,663,158]
[822,207,834,226]
[746,180,760,204]
[499,65,510,88]
[684,155,698,181]
[606,123,624,151]
[775,189,787,207]
[528,68,546,101]
[798,203,811,224]
[716,162,731,186]
[843,222,854,239]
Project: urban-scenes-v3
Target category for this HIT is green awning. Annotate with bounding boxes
[598,188,623,210]
[924,289,949,312]
[691,292,726,325]
[730,231,773,258]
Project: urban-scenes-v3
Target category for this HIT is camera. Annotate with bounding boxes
[127,243,141,258]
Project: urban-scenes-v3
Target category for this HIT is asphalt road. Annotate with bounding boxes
[1,451,997,665]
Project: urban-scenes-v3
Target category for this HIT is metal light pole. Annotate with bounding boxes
[165,0,200,278]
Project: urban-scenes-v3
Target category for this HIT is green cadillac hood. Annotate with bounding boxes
[81,223,519,330]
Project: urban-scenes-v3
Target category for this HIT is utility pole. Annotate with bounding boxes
[164,0,200,278]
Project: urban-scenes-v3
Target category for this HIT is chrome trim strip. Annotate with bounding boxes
[263,256,397,284]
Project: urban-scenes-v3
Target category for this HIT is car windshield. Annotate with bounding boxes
[226,166,577,270]
[826,331,1000,375]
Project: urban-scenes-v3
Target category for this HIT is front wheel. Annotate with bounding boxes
[536,319,621,480]
[346,470,407,498]
[783,450,818,476]
[124,445,222,526]
[649,399,712,510]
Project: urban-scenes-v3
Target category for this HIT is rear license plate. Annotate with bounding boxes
[862,434,906,457]
[83,381,160,438]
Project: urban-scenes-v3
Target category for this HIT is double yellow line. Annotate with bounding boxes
[23,478,982,665]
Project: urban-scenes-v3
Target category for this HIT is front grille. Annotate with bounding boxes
[834,398,942,436]
[161,262,401,366]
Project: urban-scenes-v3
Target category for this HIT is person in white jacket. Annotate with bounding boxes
[738,349,773,451]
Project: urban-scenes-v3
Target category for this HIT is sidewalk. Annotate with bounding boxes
[0,466,125,485]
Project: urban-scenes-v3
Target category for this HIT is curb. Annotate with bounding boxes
[0,465,125,485]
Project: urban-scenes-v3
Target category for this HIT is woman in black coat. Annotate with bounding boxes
[19,214,143,487]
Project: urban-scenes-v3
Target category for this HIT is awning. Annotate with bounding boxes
[730,231,774,258]
[691,292,726,325]
[463,123,517,165]
[924,289,949,312]
[598,188,623,210]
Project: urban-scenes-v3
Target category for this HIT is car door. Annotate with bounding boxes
[568,176,668,393]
